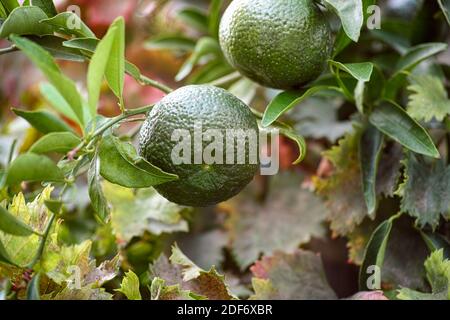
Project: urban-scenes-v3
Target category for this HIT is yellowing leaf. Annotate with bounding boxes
[398,249,450,300]
[314,126,369,236]
[103,182,189,245]
[150,245,234,300]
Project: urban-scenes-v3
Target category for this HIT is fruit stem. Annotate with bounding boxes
[91,104,154,139]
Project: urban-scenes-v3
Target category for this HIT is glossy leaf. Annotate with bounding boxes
[395,43,448,74]
[31,0,57,17]
[11,35,85,126]
[40,12,95,38]
[12,108,74,134]
[29,132,81,154]
[0,6,52,38]
[359,218,394,291]
[87,18,123,116]
[5,153,65,185]
[369,101,440,158]
[359,125,384,217]
[332,0,378,56]
[323,0,363,42]
[88,155,110,223]
[262,86,341,127]
[104,17,125,103]
[27,35,85,62]
[329,61,374,82]
[98,135,178,189]
[0,206,36,236]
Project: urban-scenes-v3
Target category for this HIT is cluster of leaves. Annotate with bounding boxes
[0,0,449,300]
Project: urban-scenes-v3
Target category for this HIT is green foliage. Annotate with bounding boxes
[0,0,449,301]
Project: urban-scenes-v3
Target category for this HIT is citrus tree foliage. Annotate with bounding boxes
[0,0,449,301]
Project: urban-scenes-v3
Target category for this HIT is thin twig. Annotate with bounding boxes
[0,45,17,55]
[138,75,173,94]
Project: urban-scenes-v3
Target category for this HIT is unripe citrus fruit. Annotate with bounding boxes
[219,0,333,90]
[139,85,259,207]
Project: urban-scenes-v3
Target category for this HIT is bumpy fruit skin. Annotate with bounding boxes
[219,0,332,90]
[139,85,259,207]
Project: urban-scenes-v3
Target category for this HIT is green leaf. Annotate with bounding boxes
[103,182,189,244]
[397,250,450,300]
[26,273,41,300]
[397,153,450,229]
[438,0,450,26]
[0,5,6,19]
[40,12,95,37]
[323,0,363,42]
[27,35,85,62]
[0,0,19,14]
[0,206,36,236]
[5,153,65,185]
[0,239,15,266]
[368,101,440,159]
[250,250,337,300]
[87,18,123,117]
[31,0,57,17]
[177,7,208,33]
[39,83,79,124]
[262,86,341,127]
[175,37,221,81]
[12,108,74,134]
[63,36,98,53]
[370,29,410,54]
[394,43,448,74]
[332,0,376,56]
[358,216,397,291]
[384,43,448,99]
[29,132,81,154]
[421,232,450,259]
[104,17,125,103]
[11,35,85,126]
[406,74,450,122]
[0,6,52,38]
[88,155,110,223]
[145,35,196,51]
[359,125,383,217]
[98,135,177,189]
[116,271,142,300]
[208,0,223,38]
[329,61,374,82]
